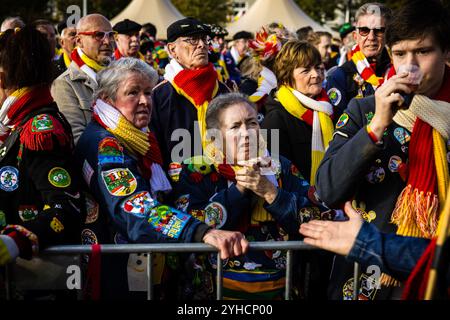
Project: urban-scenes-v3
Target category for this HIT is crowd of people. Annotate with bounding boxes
[0,0,450,301]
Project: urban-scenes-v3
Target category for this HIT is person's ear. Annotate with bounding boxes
[167,42,176,58]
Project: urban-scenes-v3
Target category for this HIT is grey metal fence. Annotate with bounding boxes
[3,241,361,300]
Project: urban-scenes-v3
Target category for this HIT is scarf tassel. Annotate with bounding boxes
[20,116,69,151]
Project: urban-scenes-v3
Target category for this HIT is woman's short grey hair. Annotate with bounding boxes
[206,93,257,130]
[355,2,392,24]
[94,57,159,102]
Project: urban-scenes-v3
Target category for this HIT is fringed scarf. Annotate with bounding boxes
[164,59,219,149]
[113,48,146,62]
[93,99,171,195]
[71,48,105,83]
[0,86,68,151]
[249,67,278,104]
[350,45,385,88]
[276,85,334,186]
[380,67,450,287]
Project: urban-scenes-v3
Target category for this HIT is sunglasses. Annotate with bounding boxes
[77,30,117,41]
[357,27,386,37]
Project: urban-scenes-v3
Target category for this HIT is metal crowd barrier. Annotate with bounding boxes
[3,241,362,300]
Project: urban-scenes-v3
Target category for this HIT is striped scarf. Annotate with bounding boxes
[350,45,385,88]
[93,99,171,194]
[276,85,334,185]
[164,59,219,149]
[249,67,278,104]
[71,48,105,83]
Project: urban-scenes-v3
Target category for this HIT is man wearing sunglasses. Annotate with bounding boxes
[52,14,114,144]
[150,18,230,175]
[326,3,392,121]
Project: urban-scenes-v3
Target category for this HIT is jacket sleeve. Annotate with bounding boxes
[51,77,91,145]
[315,98,383,208]
[88,135,209,244]
[326,67,349,121]
[347,222,430,280]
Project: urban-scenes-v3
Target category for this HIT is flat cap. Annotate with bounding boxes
[113,19,142,35]
[167,17,208,43]
[232,31,253,41]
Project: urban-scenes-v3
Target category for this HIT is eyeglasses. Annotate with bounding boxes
[357,27,386,37]
[180,35,210,46]
[77,30,117,41]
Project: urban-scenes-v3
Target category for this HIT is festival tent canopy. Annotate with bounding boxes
[226,0,336,38]
[111,0,184,39]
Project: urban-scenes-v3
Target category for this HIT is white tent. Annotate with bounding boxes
[226,0,336,38]
[111,0,184,39]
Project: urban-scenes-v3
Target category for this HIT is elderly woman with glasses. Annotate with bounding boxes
[173,93,331,300]
[74,58,247,299]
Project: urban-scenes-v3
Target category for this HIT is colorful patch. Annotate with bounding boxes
[352,200,376,223]
[85,193,99,224]
[298,206,321,223]
[393,127,411,145]
[82,160,94,186]
[388,156,403,173]
[336,113,349,129]
[175,194,190,212]
[50,217,64,233]
[148,206,190,239]
[290,164,305,180]
[18,206,38,222]
[0,166,19,192]
[48,167,71,188]
[190,209,206,222]
[101,168,137,197]
[365,112,374,124]
[168,162,182,182]
[204,202,227,229]
[81,229,98,245]
[343,273,378,301]
[365,166,385,184]
[0,210,6,227]
[98,137,124,165]
[122,191,157,217]
[401,145,408,154]
[327,88,342,106]
[31,114,53,133]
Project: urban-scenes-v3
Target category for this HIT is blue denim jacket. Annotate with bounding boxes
[347,221,430,280]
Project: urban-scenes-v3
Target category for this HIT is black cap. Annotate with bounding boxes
[233,31,253,41]
[167,17,208,43]
[113,19,142,35]
[56,21,67,35]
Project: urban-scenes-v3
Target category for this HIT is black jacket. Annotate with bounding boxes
[261,92,313,183]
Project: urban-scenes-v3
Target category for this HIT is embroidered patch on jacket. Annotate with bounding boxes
[0,166,19,192]
[393,127,411,145]
[50,217,64,233]
[205,202,227,229]
[48,167,71,188]
[168,162,182,182]
[82,160,94,186]
[0,210,6,227]
[31,114,54,132]
[336,113,349,129]
[85,193,99,224]
[18,205,39,222]
[148,205,190,239]
[81,229,98,245]
[101,168,137,197]
[327,88,342,106]
[122,191,157,217]
[98,137,124,165]
[175,194,190,212]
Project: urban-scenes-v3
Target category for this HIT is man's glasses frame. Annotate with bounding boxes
[180,35,211,46]
[356,27,386,37]
[77,30,117,42]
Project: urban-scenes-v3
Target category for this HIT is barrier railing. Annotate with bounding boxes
[3,241,361,300]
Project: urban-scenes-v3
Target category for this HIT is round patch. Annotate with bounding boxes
[18,206,38,222]
[48,167,71,188]
[168,162,182,182]
[122,191,157,217]
[98,137,124,165]
[336,113,349,129]
[388,156,402,173]
[85,193,99,224]
[204,202,227,229]
[0,166,19,192]
[365,167,385,184]
[101,168,137,197]
[327,88,342,106]
[175,194,190,212]
[31,114,54,133]
[81,229,98,245]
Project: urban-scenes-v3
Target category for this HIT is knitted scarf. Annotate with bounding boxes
[380,67,450,287]
[164,59,219,148]
[276,85,334,186]
[249,67,278,104]
[93,99,171,194]
[0,86,68,150]
[63,51,71,68]
[350,45,385,88]
[113,48,146,62]
[71,48,105,83]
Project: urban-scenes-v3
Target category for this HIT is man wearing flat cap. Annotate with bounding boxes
[223,31,253,84]
[150,17,230,178]
[113,19,144,60]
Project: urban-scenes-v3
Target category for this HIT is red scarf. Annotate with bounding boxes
[293,89,334,126]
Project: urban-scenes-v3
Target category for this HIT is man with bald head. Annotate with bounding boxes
[52,14,114,144]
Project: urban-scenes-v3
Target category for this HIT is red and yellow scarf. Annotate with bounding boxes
[71,48,105,82]
[350,45,385,88]
[113,48,146,62]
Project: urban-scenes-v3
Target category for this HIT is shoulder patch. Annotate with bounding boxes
[31,114,54,132]
[98,137,124,165]
[101,168,137,197]
[336,113,349,129]
[48,167,71,188]
[20,114,70,151]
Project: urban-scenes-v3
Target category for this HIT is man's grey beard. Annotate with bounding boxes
[99,56,112,67]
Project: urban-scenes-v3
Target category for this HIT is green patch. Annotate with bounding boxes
[365,112,374,124]
[48,167,71,188]
[0,210,6,227]
[31,114,54,133]
[101,168,137,197]
[336,113,349,129]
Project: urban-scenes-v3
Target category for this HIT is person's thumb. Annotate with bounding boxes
[344,201,361,220]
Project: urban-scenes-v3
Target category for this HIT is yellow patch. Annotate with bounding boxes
[50,217,64,233]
